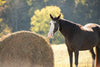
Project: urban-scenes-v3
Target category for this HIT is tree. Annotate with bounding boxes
[74,0,100,25]
[30,6,64,44]
[4,0,30,32]
[0,18,11,37]
[0,0,11,37]
[0,0,6,6]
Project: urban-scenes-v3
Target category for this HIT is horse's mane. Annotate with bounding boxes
[59,19,83,28]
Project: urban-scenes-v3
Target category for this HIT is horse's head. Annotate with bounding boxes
[48,14,61,38]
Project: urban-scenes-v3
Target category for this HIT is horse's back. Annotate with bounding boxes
[82,23,100,31]
[84,23,100,37]
[83,23,100,31]
[84,23,100,27]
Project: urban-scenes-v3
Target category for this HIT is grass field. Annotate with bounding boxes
[51,44,93,67]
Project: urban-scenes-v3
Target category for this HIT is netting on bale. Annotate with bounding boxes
[0,31,54,67]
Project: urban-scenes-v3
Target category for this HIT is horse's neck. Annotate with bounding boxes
[59,20,81,40]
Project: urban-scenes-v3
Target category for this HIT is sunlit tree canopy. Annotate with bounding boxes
[0,18,12,37]
[0,0,6,6]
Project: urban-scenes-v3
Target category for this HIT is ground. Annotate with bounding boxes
[51,44,93,67]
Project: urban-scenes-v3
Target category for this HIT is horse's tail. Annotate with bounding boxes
[95,46,100,67]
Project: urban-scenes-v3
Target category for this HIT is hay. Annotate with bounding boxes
[0,31,54,67]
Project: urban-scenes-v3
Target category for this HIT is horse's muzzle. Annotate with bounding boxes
[48,32,53,38]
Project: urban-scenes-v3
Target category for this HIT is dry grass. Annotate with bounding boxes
[0,31,54,67]
[51,44,92,67]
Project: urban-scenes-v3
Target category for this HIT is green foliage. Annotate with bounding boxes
[0,0,6,6]
[74,0,100,25]
[0,18,12,37]
[30,6,64,44]
[26,0,32,6]
[0,0,11,37]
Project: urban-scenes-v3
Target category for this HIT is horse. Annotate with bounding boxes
[48,14,100,67]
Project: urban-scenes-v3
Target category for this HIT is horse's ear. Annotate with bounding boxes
[57,14,61,19]
[50,14,54,20]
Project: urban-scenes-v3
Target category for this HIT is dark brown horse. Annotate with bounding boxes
[48,14,100,67]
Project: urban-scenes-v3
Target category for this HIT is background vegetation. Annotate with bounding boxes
[0,0,100,44]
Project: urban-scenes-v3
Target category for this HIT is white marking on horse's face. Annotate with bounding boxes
[48,20,56,38]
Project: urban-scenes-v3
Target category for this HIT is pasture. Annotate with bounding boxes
[51,44,93,67]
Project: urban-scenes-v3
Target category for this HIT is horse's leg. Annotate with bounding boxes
[90,48,95,67]
[68,49,73,67]
[74,50,79,67]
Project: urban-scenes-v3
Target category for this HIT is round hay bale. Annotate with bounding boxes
[0,31,54,67]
